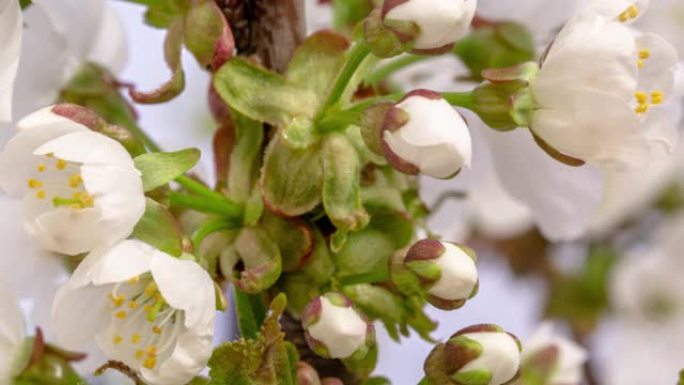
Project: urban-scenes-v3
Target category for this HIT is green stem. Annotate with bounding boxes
[442,91,476,109]
[323,41,373,110]
[175,175,227,201]
[191,217,242,249]
[366,54,429,85]
[126,123,162,153]
[169,192,243,218]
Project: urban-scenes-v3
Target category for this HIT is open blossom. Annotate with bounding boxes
[302,293,375,359]
[0,0,22,123]
[382,90,472,179]
[0,105,145,255]
[0,279,28,385]
[522,323,587,385]
[404,239,479,310]
[530,0,679,169]
[53,240,216,385]
[382,0,477,53]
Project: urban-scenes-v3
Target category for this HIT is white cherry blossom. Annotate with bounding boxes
[0,106,145,255]
[522,323,587,385]
[53,240,216,385]
[0,0,22,123]
[0,278,28,385]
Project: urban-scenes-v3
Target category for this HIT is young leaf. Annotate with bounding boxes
[233,289,268,340]
[286,30,349,105]
[134,148,201,191]
[132,198,183,256]
[260,134,323,217]
[213,58,318,126]
[209,295,297,385]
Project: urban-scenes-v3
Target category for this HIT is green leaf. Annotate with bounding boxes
[132,198,183,256]
[333,228,394,284]
[286,30,349,104]
[230,228,283,294]
[302,229,336,286]
[343,284,405,325]
[213,58,318,127]
[134,148,201,192]
[279,273,320,318]
[260,134,323,217]
[228,112,264,203]
[332,0,375,31]
[209,295,297,385]
[234,289,268,340]
[322,134,369,233]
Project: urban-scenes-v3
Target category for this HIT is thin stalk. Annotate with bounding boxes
[169,192,243,218]
[175,175,227,201]
[366,54,429,85]
[323,41,373,110]
[442,91,476,110]
[126,123,162,153]
[191,217,242,249]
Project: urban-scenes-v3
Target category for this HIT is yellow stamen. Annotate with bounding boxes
[131,334,142,344]
[55,158,67,170]
[109,293,125,307]
[639,50,651,60]
[36,164,46,172]
[136,350,144,360]
[143,357,157,369]
[115,310,127,319]
[113,335,123,345]
[128,275,140,285]
[635,104,649,114]
[36,190,46,199]
[152,325,163,335]
[129,300,139,309]
[651,91,664,105]
[27,179,43,189]
[147,346,158,356]
[619,5,639,22]
[68,174,83,188]
[635,91,648,104]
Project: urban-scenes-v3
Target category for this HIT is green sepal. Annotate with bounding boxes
[301,229,336,286]
[406,260,442,281]
[333,228,394,285]
[451,369,492,385]
[279,273,320,318]
[213,58,318,127]
[343,284,406,340]
[453,22,535,82]
[363,9,405,58]
[229,227,283,294]
[134,148,201,191]
[260,213,314,273]
[130,19,186,103]
[322,134,370,233]
[472,80,528,131]
[183,0,232,71]
[132,198,184,256]
[260,134,323,217]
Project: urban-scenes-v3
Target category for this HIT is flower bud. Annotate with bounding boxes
[405,240,479,310]
[296,362,321,385]
[425,324,521,385]
[363,89,472,179]
[382,0,478,54]
[301,293,375,360]
[521,323,587,385]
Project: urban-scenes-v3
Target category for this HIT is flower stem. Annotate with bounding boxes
[442,91,476,109]
[126,122,162,153]
[323,41,373,110]
[366,54,429,86]
[191,217,242,249]
[175,175,227,201]
[169,192,243,218]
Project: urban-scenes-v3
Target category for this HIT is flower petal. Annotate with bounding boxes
[34,130,135,169]
[0,0,22,123]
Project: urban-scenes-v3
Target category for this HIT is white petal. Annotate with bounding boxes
[0,107,87,197]
[465,177,534,239]
[87,240,156,286]
[23,205,105,256]
[635,33,679,97]
[385,0,477,50]
[35,130,135,169]
[308,297,367,359]
[459,332,520,385]
[428,243,477,301]
[0,277,26,384]
[524,322,587,384]
[151,253,216,331]
[0,0,22,123]
[481,126,604,241]
[88,4,128,75]
[141,329,214,385]
[52,282,112,351]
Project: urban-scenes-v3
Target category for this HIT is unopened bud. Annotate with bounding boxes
[297,362,322,385]
[184,1,235,72]
[521,323,587,385]
[302,293,375,360]
[321,378,345,385]
[381,0,477,54]
[405,240,479,310]
[362,89,472,179]
[425,324,521,385]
